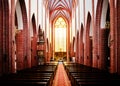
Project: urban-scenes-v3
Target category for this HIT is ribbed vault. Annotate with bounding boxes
[48,0,74,21]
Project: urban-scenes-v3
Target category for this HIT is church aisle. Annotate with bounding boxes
[52,62,71,86]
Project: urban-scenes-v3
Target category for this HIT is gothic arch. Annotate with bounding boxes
[52,15,69,26]
[79,24,84,64]
[73,36,75,57]
[76,31,79,63]
[14,0,24,72]
[84,12,92,66]
[52,15,70,62]
[46,38,49,61]
[15,0,29,71]
[99,0,110,71]
[94,0,110,68]
[100,0,110,28]
[15,0,23,30]
[31,14,37,67]
[95,0,114,72]
[93,0,103,68]
[31,14,37,36]
[19,0,29,68]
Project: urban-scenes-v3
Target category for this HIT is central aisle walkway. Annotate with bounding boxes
[52,62,71,86]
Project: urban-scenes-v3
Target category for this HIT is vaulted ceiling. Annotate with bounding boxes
[48,0,74,21]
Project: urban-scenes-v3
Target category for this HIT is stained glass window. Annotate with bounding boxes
[55,17,67,52]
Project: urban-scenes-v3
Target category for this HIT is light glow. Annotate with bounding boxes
[55,17,67,52]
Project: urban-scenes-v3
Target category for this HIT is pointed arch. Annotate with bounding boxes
[79,23,84,64]
[99,0,110,71]
[51,15,70,61]
[31,14,37,36]
[19,0,29,68]
[73,36,75,56]
[15,0,29,70]
[86,12,92,36]
[84,12,92,66]
[76,30,79,63]
[95,0,112,72]
[15,0,23,30]
[93,0,103,68]
[100,0,110,28]
[52,15,69,27]
[80,24,84,43]
[31,13,37,67]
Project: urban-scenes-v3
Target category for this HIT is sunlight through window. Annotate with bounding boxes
[55,17,67,52]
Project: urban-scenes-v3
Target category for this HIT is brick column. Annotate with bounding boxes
[19,0,30,69]
[76,32,79,63]
[31,37,37,67]
[31,14,37,67]
[79,25,84,64]
[16,31,24,70]
[0,0,3,75]
[99,28,109,70]
[2,0,10,74]
[11,0,16,73]
[89,37,93,66]
[93,0,103,68]
[84,12,91,66]
[110,0,117,73]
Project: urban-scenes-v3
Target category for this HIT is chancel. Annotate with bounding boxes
[0,0,120,85]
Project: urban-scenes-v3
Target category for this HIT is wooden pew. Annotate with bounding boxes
[64,62,120,86]
[0,62,58,86]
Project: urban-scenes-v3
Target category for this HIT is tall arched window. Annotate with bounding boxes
[55,17,67,52]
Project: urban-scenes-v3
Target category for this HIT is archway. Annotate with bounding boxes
[14,0,24,71]
[79,24,84,64]
[14,0,28,71]
[84,12,92,66]
[54,17,67,61]
[14,0,24,72]
[93,0,104,68]
[94,0,110,71]
[72,37,76,62]
[76,31,79,63]
[99,0,110,71]
[31,14,37,67]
